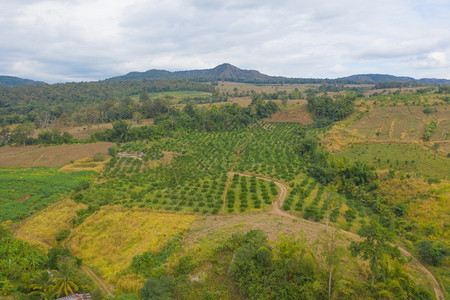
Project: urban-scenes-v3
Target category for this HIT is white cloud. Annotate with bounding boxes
[0,0,449,82]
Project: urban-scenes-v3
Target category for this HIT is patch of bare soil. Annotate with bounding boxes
[0,142,114,167]
[264,104,313,124]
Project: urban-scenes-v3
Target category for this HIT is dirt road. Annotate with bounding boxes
[228,172,445,300]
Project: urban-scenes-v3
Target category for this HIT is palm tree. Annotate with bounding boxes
[28,270,55,300]
[52,261,80,298]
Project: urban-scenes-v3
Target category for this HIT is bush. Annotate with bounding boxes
[93,152,106,162]
[422,107,432,114]
[417,240,448,266]
[108,146,118,157]
[174,255,196,276]
[141,276,174,299]
[47,247,82,269]
[55,229,70,242]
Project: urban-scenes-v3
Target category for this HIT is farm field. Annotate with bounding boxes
[264,104,313,124]
[333,143,450,179]
[217,81,317,94]
[0,167,95,221]
[78,122,304,215]
[143,90,211,100]
[348,105,449,142]
[0,142,114,167]
[2,87,449,299]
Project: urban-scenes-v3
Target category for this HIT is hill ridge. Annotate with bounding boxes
[0,75,46,86]
[106,64,450,85]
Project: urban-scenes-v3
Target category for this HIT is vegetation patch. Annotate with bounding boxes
[263,104,313,124]
[65,206,198,282]
[0,167,95,221]
[15,199,87,247]
[0,142,114,167]
[348,105,449,142]
[333,143,450,179]
[59,157,108,173]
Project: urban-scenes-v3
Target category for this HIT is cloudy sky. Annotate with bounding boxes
[1,0,449,83]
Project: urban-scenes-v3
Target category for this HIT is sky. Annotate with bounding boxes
[0,0,449,83]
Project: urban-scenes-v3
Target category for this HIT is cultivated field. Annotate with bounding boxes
[0,142,114,167]
[348,105,449,142]
[217,81,317,94]
[0,167,94,221]
[333,143,450,179]
[264,104,313,124]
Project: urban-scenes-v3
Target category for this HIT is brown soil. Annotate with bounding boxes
[0,142,114,167]
[16,194,31,202]
[264,105,313,125]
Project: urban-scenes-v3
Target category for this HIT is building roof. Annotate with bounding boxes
[56,294,92,300]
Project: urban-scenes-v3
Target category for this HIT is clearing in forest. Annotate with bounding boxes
[0,142,114,167]
[348,105,449,142]
[264,104,313,124]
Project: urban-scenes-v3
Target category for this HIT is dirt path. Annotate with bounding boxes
[228,172,445,300]
[14,232,114,297]
[81,265,114,297]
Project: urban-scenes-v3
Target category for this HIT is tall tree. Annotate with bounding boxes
[349,218,403,286]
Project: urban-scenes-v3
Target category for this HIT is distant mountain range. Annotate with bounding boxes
[336,74,450,85]
[1,64,449,86]
[107,63,450,85]
[0,75,45,87]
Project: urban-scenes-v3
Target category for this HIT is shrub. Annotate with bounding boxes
[55,229,71,242]
[417,240,448,266]
[108,146,118,157]
[141,276,174,300]
[93,152,106,162]
[422,107,432,114]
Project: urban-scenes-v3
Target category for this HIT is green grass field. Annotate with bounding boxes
[132,90,212,101]
[333,143,450,179]
[0,167,95,221]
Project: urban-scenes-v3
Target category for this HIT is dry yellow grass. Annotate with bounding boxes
[64,206,199,282]
[321,126,366,152]
[378,176,450,236]
[58,157,108,173]
[15,199,87,247]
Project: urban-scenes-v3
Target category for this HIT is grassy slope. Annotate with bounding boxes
[333,143,449,179]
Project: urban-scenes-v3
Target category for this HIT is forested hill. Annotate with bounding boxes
[0,75,46,87]
[106,63,276,83]
[336,74,415,84]
[336,74,450,85]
